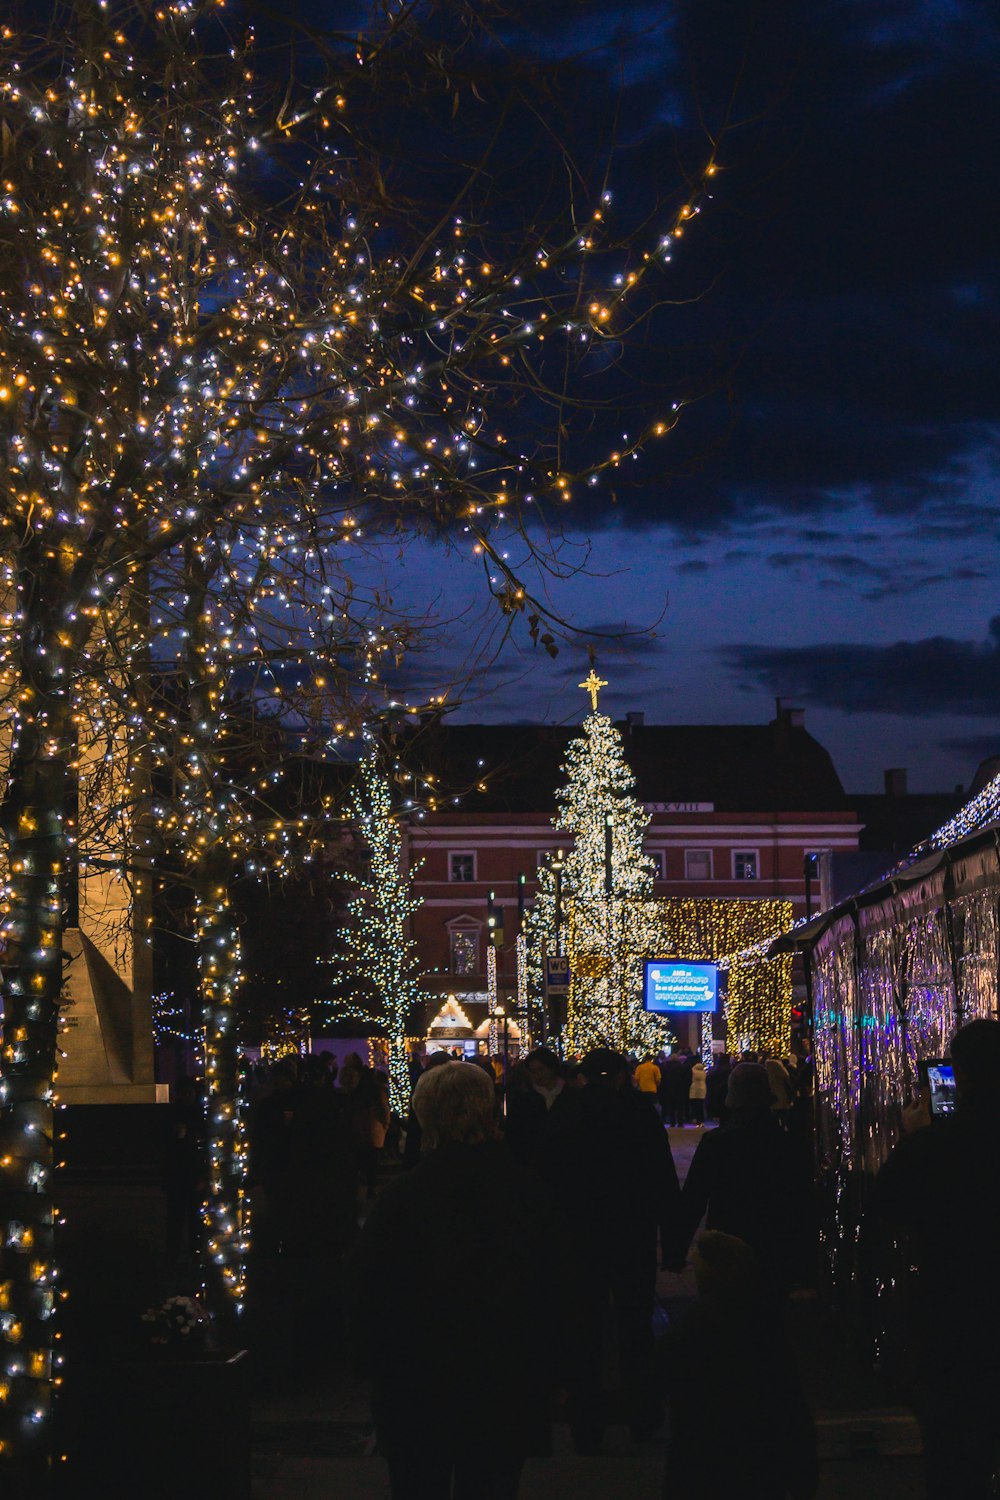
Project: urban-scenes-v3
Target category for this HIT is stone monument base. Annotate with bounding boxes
[57,927,160,1105]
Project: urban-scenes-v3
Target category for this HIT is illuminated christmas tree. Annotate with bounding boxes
[526,671,672,1055]
[329,752,428,1115]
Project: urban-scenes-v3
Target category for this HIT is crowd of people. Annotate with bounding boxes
[627,1043,813,1132]
[342,1044,819,1500]
[164,1018,1000,1500]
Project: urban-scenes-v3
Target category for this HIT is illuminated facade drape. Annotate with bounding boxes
[806,833,1000,1305]
[565,895,793,1056]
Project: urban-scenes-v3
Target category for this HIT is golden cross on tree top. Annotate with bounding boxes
[579,668,608,711]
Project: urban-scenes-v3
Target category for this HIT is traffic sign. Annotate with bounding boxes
[544,957,570,995]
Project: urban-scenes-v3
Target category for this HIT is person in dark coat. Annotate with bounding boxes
[345,1061,562,1500]
[505,1047,584,1202]
[568,1047,680,1452]
[400,1049,452,1169]
[659,1046,689,1126]
[865,1019,1000,1500]
[248,1060,298,1260]
[659,1231,817,1500]
[705,1052,733,1122]
[669,1062,813,1293]
[249,1057,357,1260]
[164,1075,206,1268]
[340,1058,391,1199]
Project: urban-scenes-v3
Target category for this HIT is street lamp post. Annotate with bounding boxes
[546,849,566,1044]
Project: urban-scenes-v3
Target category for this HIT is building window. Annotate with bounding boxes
[449,852,476,883]
[449,928,479,975]
[685,849,713,881]
[649,851,666,880]
[733,850,759,881]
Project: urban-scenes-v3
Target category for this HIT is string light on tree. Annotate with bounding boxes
[525,669,671,1055]
[327,751,430,1115]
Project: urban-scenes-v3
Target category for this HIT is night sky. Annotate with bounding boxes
[323,1,1000,794]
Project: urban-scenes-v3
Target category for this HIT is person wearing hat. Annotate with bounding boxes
[666,1062,813,1295]
[566,1046,680,1452]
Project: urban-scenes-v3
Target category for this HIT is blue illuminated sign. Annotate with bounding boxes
[643,960,718,1015]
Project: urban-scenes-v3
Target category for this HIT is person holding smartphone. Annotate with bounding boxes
[867,1019,1000,1499]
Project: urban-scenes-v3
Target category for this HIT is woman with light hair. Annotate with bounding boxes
[346,1062,559,1499]
[410,1056,497,1149]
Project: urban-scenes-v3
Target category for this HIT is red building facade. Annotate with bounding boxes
[404,707,861,1042]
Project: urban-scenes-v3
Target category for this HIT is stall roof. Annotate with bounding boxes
[770,820,1000,954]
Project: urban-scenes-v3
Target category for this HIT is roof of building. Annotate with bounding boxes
[401,708,850,816]
[849,790,966,856]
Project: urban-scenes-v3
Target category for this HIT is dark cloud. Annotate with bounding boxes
[757,549,989,601]
[568,620,665,651]
[277,0,1000,549]
[862,565,989,602]
[721,614,1000,717]
[766,552,881,576]
[549,623,666,681]
[521,0,1000,535]
[939,733,1000,762]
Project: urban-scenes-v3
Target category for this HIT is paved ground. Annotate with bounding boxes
[249,1125,924,1499]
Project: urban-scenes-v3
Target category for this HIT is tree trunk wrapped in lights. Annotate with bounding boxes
[176,545,251,1323]
[0,676,69,1466]
[193,857,249,1321]
[328,752,428,1116]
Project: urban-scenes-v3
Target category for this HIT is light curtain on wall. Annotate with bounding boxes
[810,836,1000,1307]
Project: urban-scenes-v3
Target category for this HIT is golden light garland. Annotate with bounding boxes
[524,688,669,1056]
[567,896,794,1058]
[326,752,429,1115]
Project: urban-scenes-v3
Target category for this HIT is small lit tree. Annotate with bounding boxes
[328,751,428,1114]
[525,672,672,1055]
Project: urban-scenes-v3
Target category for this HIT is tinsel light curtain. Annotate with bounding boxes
[802,829,1000,1305]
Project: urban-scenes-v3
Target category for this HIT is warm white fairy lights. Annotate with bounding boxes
[522,679,792,1057]
[515,933,530,1054]
[927,770,1000,853]
[1,0,724,1464]
[326,752,429,1115]
[565,896,793,1057]
[487,945,499,1055]
[524,676,670,1055]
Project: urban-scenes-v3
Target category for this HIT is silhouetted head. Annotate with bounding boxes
[412,1062,497,1150]
[725,1063,774,1117]
[579,1048,628,1089]
[526,1047,562,1091]
[271,1061,296,1091]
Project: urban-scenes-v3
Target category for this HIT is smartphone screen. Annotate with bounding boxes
[926,1061,957,1117]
